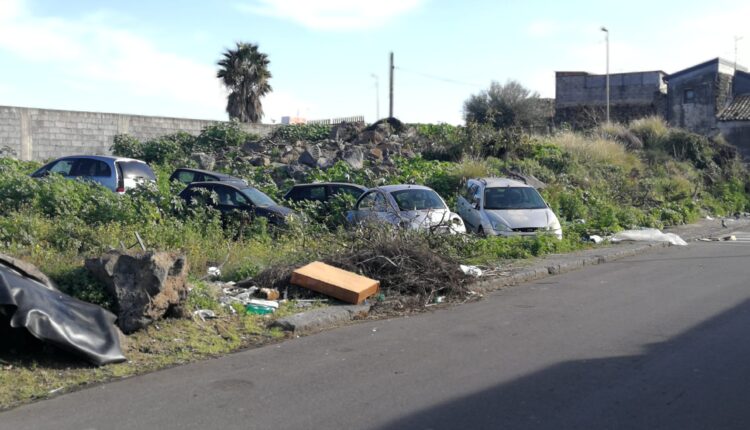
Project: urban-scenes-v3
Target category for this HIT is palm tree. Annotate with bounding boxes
[217,42,272,123]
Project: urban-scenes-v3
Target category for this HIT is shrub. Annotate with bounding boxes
[194,121,256,153]
[463,80,548,131]
[629,116,669,150]
[272,123,331,143]
[111,134,144,159]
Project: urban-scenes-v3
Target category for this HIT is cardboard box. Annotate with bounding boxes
[291,262,380,305]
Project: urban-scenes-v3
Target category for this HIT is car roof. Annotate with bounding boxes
[54,155,147,164]
[173,168,242,180]
[186,181,255,190]
[375,184,435,193]
[290,182,367,190]
[475,177,531,188]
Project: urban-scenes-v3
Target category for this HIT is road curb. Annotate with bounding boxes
[270,304,371,334]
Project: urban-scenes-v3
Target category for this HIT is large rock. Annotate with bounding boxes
[341,147,364,170]
[298,145,323,168]
[354,129,385,146]
[85,251,190,334]
[329,122,365,142]
[241,140,267,154]
[190,152,216,171]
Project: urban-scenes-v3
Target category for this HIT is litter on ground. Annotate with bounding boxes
[611,228,687,246]
[291,261,380,305]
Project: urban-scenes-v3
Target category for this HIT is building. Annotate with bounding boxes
[555,70,667,128]
[555,57,750,158]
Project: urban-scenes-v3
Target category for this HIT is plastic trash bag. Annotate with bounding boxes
[611,228,687,246]
[0,258,126,366]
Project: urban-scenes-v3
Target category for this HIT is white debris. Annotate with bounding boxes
[460,264,483,277]
[705,215,714,220]
[207,266,221,278]
[611,228,687,246]
[247,299,279,309]
[589,235,604,244]
[193,309,217,321]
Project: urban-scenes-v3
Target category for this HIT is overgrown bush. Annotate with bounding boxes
[272,123,331,143]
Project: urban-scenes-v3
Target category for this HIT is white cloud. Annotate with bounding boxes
[0,0,22,20]
[526,20,562,38]
[236,0,425,30]
[0,0,318,122]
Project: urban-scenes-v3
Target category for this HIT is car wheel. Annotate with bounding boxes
[477,226,487,237]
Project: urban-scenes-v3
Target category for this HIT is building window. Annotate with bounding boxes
[684,89,695,103]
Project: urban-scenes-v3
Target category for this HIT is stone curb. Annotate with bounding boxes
[475,217,750,292]
[270,304,371,334]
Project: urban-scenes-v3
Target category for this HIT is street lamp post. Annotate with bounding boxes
[370,73,380,121]
[601,26,610,123]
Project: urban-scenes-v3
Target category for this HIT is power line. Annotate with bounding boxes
[394,66,484,88]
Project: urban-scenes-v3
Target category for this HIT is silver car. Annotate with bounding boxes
[457,178,562,239]
[31,155,156,193]
[346,184,466,234]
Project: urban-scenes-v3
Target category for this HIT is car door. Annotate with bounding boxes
[172,170,197,186]
[456,182,473,224]
[213,185,252,217]
[349,191,378,224]
[71,158,115,190]
[329,185,365,202]
[458,183,481,232]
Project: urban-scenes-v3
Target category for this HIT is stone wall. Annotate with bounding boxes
[556,71,667,108]
[554,70,667,129]
[0,106,278,161]
[718,121,750,160]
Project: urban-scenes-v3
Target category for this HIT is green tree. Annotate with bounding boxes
[217,42,273,123]
[463,80,547,130]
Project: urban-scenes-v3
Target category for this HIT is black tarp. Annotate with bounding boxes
[0,257,126,366]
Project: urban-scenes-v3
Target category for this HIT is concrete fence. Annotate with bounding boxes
[0,105,278,162]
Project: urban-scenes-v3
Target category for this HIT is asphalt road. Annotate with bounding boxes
[3,235,750,430]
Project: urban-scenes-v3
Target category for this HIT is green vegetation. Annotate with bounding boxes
[1,117,749,409]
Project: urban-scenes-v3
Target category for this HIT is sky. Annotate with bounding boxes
[0,0,749,125]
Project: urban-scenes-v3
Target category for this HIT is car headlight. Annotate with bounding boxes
[490,219,512,232]
[545,219,561,231]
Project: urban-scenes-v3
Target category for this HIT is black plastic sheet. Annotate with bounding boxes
[0,260,126,366]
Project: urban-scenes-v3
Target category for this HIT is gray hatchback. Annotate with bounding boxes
[31,155,156,193]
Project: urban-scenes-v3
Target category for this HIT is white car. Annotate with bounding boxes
[457,178,562,239]
[347,184,466,234]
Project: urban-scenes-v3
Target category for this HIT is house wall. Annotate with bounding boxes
[718,121,750,160]
[734,71,750,95]
[666,62,735,134]
[0,106,277,161]
[554,71,667,128]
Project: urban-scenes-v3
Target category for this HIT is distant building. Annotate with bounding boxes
[555,57,750,158]
[281,116,307,125]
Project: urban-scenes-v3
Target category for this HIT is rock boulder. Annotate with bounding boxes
[85,251,190,334]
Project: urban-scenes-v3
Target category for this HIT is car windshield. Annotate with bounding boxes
[484,187,547,210]
[391,189,446,211]
[241,187,276,207]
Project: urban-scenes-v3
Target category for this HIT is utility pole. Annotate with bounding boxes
[370,74,380,120]
[389,51,394,118]
[601,27,610,123]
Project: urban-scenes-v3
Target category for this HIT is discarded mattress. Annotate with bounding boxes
[0,256,126,366]
[611,228,688,246]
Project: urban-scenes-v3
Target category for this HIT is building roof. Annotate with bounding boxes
[718,94,750,121]
[666,57,747,81]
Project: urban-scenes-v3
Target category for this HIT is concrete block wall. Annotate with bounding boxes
[0,105,278,161]
[555,71,667,108]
